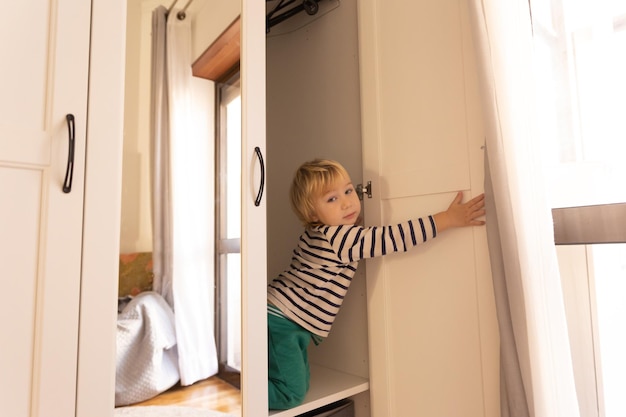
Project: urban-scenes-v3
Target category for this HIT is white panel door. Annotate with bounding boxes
[357,1,499,416]
[240,0,268,414]
[0,1,91,416]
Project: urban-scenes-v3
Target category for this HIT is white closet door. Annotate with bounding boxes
[357,1,499,416]
[0,1,91,416]
[240,0,268,414]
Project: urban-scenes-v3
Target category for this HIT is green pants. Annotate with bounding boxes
[267,311,312,410]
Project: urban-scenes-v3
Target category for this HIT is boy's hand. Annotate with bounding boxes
[433,191,486,232]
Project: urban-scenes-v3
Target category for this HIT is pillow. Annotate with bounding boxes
[119,252,154,297]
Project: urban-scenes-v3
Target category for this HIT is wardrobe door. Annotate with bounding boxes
[357,1,499,416]
[0,1,91,416]
[240,0,268,414]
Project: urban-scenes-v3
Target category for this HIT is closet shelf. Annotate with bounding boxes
[269,363,369,417]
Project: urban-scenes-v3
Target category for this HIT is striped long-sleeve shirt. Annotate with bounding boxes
[267,216,438,337]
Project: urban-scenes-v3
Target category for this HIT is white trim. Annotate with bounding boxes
[355,0,392,415]
[76,0,127,416]
[240,0,268,414]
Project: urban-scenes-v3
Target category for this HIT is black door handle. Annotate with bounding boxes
[63,114,75,193]
[254,146,265,206]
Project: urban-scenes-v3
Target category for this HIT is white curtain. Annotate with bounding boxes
[467,1,580,416]
[151,5,218,386]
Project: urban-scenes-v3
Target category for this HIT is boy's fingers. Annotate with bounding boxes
[467,194,485,210]
[469,193,485,204]
[472,209,486,218]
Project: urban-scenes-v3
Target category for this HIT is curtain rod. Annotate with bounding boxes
[167,0,194,20]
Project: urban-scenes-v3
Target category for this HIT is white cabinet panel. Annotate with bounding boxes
[382,196,485,416]
[0,1,91,416]
[373,1,470,200]
[0,168,42,417]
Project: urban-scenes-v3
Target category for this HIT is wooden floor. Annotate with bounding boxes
[128,376,242,416]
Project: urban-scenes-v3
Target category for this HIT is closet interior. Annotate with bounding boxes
[266,0,370,415]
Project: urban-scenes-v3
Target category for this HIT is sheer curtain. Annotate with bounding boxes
[151,5,218,386]
[467,1,580,416]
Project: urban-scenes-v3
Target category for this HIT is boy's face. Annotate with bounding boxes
[311,174,362,226]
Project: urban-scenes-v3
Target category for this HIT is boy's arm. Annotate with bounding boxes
[433,192,486,233]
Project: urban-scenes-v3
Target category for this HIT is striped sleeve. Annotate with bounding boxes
[326,216,438,262]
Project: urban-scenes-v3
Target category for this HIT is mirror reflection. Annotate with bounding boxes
[116,0,242,414]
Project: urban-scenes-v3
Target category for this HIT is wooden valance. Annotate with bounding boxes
[553,203,626,245]
[192,16,240,82]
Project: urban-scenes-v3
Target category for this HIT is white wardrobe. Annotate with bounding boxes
[2,0,499,415]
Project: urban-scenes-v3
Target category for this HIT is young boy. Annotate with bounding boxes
[267,159,485,410]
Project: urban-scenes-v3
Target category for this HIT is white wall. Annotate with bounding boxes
[121,0,154,253]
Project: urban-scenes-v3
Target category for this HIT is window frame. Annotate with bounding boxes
[215,73,242,388]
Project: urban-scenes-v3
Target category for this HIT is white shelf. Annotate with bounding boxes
[269,364,369,417]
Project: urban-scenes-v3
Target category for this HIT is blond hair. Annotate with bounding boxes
[290,159,351,228]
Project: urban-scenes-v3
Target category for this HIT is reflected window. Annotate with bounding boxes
[216,74,241,387]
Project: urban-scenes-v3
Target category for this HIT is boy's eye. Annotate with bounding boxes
[345,188,353,195]
[327,196,337,203]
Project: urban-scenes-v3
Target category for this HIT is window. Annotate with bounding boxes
[532,1,626,416]
[533,0,626,208]
[216,74,241,387]
[189,13,242,390]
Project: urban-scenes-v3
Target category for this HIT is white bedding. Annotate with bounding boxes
[115,291,180,406]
